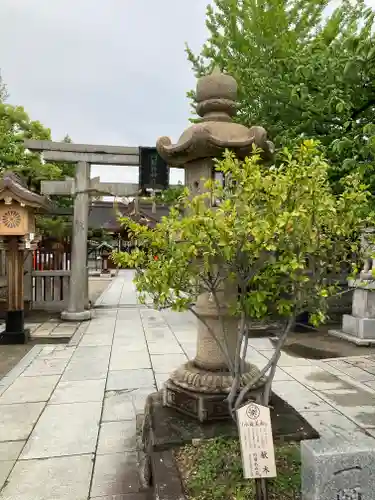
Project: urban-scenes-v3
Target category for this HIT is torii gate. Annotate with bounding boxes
[24,140,171,321]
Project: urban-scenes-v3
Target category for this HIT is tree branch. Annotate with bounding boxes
[233,314,295,414]
[227,311,246,416]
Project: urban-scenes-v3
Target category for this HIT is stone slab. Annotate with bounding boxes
[38,346,75,360]
[62,346,111,381]
[0,461,14,490]
[258,349,313,366]
[68,322,89,346]
[50,379,106,404]
[0,441,25,461]
[300,410,369,441]
[270,367,295,381]
[90,452,141,498]
[131,388,156,414]
[0,375,59,404]
[147,342,184,355]
[21,357,70,377]
[109,349,151,371]
[333,365,375,383]
[0,402,45,441]
[97,421,137,454]
[143,391,319,452]
[150,354,187,373]
[21,402,102,459]
[329,329,375,346]
[102,392,136,422]
[281,365,348,390]
[79,333,114,347]
[301,436,375,500]
[112,338,149,349]
[106,369,155,391]
[0,454,93,500]
[271,380,334,412]
[345,357,375,374]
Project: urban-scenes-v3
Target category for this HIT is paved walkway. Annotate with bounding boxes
[0,270,375,498]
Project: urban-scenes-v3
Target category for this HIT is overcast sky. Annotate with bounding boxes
[1,1,374,187]
[0,0,210,185]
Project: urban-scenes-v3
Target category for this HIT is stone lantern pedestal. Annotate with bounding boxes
[163,291,262,421]
[156,69,274,422]
[329,228,375,346]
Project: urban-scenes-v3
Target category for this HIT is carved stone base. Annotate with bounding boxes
[61,310,93,322]
[169,360,263,393]
[163,379,264,423]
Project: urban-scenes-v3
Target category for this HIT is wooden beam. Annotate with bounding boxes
[42,150,139,166]
[24,139,139,156]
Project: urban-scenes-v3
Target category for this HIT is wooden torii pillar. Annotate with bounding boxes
[0,172,50,344]
[24,140,141,321]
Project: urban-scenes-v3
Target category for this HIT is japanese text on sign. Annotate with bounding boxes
[236,402,277,479]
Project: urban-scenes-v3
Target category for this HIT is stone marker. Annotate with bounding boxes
[301,437,375,500]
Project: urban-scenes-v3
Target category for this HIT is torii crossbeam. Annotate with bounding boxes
[24,140,152,321]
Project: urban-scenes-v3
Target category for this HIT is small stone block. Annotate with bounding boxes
[342,315,375,339]
[342,315,359,336]
[301,437,375,500]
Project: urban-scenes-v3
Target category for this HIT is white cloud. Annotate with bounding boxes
[1,0,374,185]
[0,0,209,184]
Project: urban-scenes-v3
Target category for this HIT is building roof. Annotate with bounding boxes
[0,171,51,210]
[88,200,170,231]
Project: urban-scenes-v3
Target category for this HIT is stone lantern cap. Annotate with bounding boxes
[156,67,274,166]
[0,172,51,210]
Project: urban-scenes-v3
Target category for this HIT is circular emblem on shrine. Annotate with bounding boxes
[246,403,260,420]
[2,210,21,229]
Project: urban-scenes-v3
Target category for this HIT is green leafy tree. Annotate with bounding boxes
[113,141,369,416]
[0,75,76,238]
[155,183,185,204]
[186,0,375,200]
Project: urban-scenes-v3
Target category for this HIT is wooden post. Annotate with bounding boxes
[0,237,28,344]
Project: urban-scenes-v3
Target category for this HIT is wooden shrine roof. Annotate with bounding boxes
[88,200,170,232]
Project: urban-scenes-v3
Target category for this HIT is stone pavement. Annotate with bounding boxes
[1,270,375,498]
[25,276,113,342]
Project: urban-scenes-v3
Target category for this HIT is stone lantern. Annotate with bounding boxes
[0,172,50,344]
[156,68,274,422]
[101,247,110,274]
